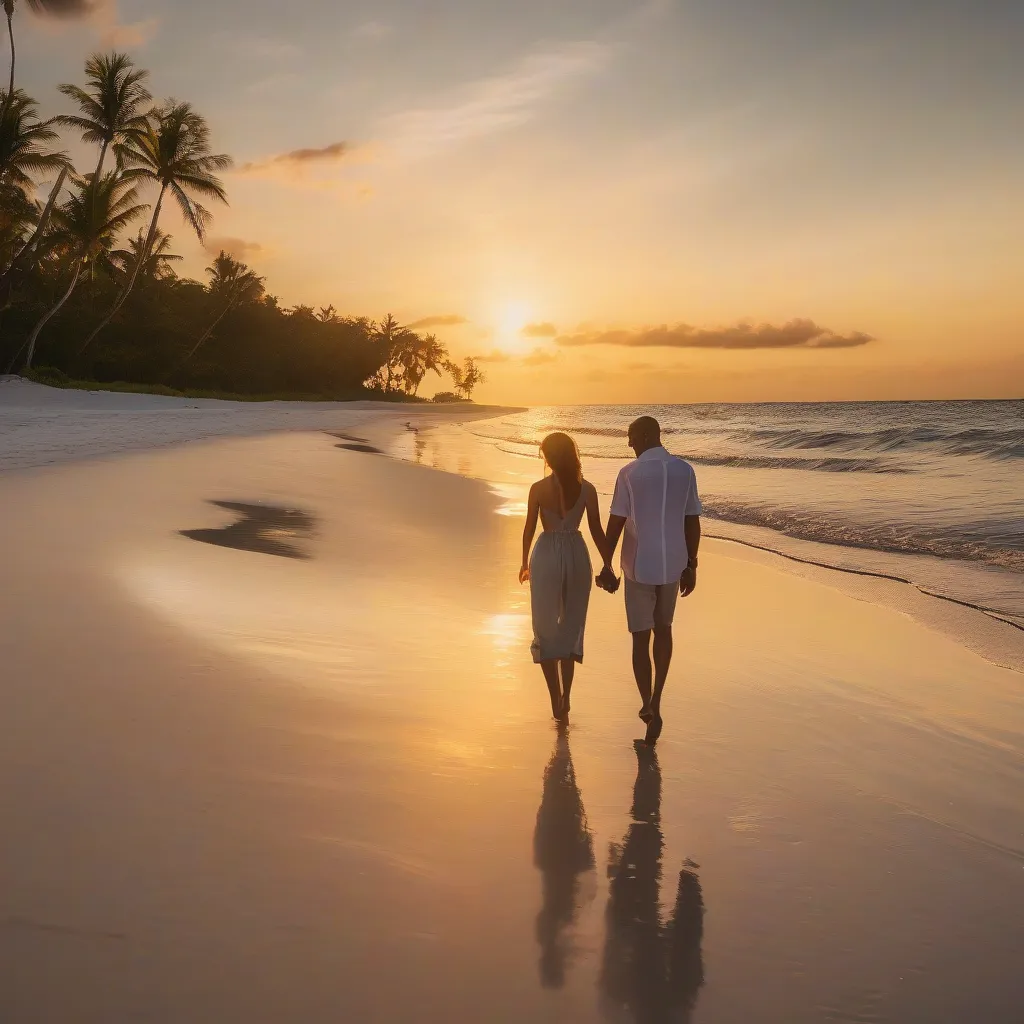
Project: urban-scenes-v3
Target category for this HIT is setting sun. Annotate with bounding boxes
[494,300,533,352]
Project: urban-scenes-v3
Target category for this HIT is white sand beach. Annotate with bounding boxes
[1,384,1022,1022]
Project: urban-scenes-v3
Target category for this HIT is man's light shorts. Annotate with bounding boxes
[624,577,679,633]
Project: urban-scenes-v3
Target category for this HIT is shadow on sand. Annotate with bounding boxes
[180,500,315,560]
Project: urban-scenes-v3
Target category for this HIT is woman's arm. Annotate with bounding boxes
[520,483,540,583]
[585,484,613,569]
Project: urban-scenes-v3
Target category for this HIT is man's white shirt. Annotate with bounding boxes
[610,446,702,585]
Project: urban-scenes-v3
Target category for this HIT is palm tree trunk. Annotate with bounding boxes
[95,140,109,180]
[23,261,82,370]
[178,302,232,369]
[0,165,68,305]
[0,9,14,126]
[77,182,165,356]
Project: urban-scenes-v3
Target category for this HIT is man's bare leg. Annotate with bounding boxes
[646,624,673,743]
[559,659,576,720]
[632,629,654,720]
[540,660,562,719]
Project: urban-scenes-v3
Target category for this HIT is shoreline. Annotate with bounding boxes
[0,376,524,475]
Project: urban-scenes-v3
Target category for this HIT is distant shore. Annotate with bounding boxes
[0,375,522,474]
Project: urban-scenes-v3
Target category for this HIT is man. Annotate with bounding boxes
[597,416,702,744]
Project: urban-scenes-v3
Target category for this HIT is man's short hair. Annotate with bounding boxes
[629,416,661,442]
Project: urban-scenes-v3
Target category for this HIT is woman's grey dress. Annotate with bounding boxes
[529,482,594,664]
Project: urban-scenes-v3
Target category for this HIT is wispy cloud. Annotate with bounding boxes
[352,20,392,41]
[29,0,158,47]
[521,322,558,338]
[408,314,468,329]
[557,319,875,350]
[382,41,610,158]
[476,350,511,363]
[204,237,267,261]
[240,141,350,176]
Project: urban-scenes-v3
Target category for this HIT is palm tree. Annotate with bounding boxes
[0,89,68,306]
[372,313,420,394]
[0,89,65,187]
[54,52,151,181]
[109,227,181,281]
[176,250,264,367]
[399,331,448,395]
[77,99,231,354]
[21,170,147,369]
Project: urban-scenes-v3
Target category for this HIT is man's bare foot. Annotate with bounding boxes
[644,714,664,745]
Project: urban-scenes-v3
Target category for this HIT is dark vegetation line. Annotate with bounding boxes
[0,15,485,402]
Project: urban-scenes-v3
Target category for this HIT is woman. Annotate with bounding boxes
[520,432,614,721]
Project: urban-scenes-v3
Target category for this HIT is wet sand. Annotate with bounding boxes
[0,429,1022,1022]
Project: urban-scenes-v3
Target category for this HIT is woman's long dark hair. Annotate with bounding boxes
[541,432,583,511]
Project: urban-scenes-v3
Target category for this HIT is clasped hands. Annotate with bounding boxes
[595,565,620,593]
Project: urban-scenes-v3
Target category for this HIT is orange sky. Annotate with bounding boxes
[20,0,1024,403]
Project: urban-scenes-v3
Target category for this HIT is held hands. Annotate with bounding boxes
[596,565,620,594]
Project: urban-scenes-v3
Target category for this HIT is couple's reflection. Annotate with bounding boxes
[534,733,705,1021]
[600,741,705,1022]
[534,727,596,987]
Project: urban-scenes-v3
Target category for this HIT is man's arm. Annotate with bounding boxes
[680,515,701,597]
[605,514,626,562]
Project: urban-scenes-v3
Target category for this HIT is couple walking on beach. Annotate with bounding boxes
[520,416,702,744]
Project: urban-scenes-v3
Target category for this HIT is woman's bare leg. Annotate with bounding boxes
[540,660,562,719]
[558,659,576,720]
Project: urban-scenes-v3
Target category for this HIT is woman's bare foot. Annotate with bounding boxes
[559,696,571,722]
[550,692,563,720]
[638,705,653,723]
[644,714,664,745]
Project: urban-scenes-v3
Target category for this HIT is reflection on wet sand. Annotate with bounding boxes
[180,500,315,560]
[601,742,705,1023]
[533,728,596,988]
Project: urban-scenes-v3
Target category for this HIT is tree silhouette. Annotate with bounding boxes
[445,355,486,400]
[109,227,180,283]
[55,52,151,182]
[78,99,231,354]
[21,170,146,369]
[176,250,264,367]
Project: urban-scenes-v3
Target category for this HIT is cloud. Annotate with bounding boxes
[29,0,159,46]
[382,41,610,158]
[408,314,469,329]
[352,20,391,40]
[521,322,557,338]
[476,350,511,363]
[240,141,350,175]
[204,237,266,261]
[523,349,559,366]
[556,319,875,350]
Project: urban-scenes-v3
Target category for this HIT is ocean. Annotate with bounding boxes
[395,400,1024,631]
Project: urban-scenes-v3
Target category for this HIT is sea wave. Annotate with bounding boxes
[701,498,1024,571]
[739,426,1024,460]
